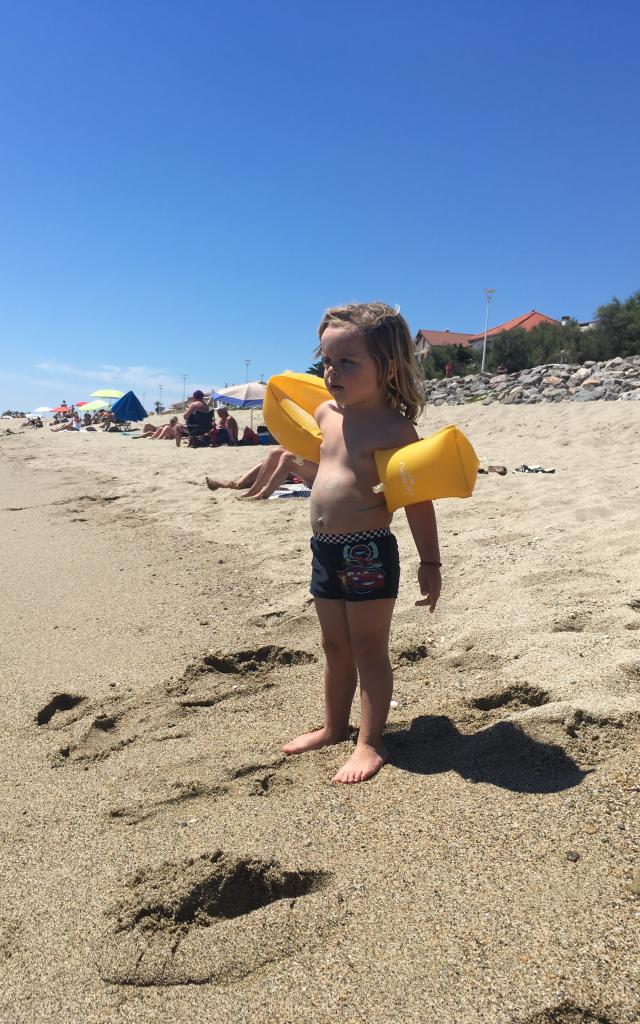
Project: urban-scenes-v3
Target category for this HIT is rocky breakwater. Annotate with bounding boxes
[424,355,640,406]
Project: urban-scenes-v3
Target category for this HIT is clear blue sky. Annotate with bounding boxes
[1,0,639,411]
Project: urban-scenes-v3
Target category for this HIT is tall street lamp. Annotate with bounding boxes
[158,384,163,411]
[244,358,251,383]
[481,289,496,373]
[182,374,187,403]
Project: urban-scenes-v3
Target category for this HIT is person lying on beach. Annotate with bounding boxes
[149,417,179,439]
[174,390,210,446]
[205,445,317,499]
[133,417,179,440]
[282,302,442,785]
[133,422,159,438]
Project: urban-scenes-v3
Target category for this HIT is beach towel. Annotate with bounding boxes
[267,483,312,499]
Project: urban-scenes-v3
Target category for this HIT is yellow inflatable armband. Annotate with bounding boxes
[264,372,479,508]
[263,372,329,463]
[372,426,479,511]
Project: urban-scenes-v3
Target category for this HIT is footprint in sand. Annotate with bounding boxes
[200,644,316,675]
[98,851,336,986]
[107,780,230,826]
[35,692,85,726]
[393,642,431,665]
[107,757,295,828]
[522,1003,624,1023]
[45,645,316,768]
[469,683,551,713]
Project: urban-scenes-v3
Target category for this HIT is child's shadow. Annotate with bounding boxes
[387,715,586,793]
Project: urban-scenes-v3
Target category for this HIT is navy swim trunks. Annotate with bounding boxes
[310,527,400,601]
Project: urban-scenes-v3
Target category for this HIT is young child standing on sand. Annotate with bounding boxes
[283,302,441,784]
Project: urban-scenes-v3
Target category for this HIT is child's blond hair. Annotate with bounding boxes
[317,302,424,423]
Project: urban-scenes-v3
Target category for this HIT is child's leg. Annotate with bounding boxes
[332,598,395,784]
[283,598,357,754]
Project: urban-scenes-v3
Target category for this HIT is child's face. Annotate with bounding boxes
[320,325,383,408]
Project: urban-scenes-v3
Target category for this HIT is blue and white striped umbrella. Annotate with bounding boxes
[210,381,266,408]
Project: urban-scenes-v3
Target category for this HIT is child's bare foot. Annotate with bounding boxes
[331,741,388,784]
[283,727,348,755]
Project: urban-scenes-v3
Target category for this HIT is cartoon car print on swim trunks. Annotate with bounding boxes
[338,540,386,596]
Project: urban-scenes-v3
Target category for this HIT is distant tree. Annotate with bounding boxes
[595,290,640,358]
[306,359,324,377]
[528,321,583,365]
[154,401,165,414]
[486,292,640,371]
[418,345,476,380]
[487,322,587,372]
[487,321,587,370]
[485,330,533,373]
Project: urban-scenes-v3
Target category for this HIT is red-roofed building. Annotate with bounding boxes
[466,310,559,348]
[414,329,474,357]
[415,310,561,358]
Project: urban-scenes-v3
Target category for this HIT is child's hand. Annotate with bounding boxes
[416,564,441,613]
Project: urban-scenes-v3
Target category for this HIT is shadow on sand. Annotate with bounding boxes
[386,715,586,793]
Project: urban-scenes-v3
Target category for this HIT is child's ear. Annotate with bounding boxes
[387,358,397,379]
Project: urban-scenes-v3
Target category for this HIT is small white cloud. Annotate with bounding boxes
[33,359,184,394]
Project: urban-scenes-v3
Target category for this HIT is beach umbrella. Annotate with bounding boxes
[211,381,267,429]
[52,405,71,413]
[210,381,266,408]
[33,406,52,414]
[89,388,123,409]
[75,401,88,407]
[110,390,147,423]
[81,399,109,412]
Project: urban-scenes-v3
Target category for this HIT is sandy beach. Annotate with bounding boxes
[1,403,639,1024]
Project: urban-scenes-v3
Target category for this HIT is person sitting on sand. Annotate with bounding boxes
[82,413,97,431]
[51,413,82,432]
[174,390,210,447]
[100,411,120,431]
[282,302,442,785]
[206,445,317,500]
[214,407,238,446]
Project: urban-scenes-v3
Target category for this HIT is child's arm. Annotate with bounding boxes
[404,500,442,613]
